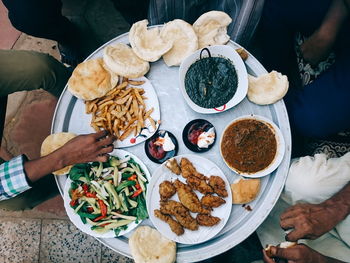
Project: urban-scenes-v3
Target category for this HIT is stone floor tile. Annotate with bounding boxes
[0,218,41,263]
[0,1,21,49]
[12,33,60,60]
[40,219,102,263]
[101,245,134,263]
[33,195,67,219]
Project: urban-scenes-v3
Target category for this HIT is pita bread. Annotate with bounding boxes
[160,19,198,66]
[129,20,173,62]
[193,11,232,49]
[68,58,118,101]
[248,71,289,105]
[129,226,176,263]
[41,132,77,175]
[103,43,150,78]
[231,177,261,204]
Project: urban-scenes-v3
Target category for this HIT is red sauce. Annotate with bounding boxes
[148,140,166,159]
[221,119,277,173]
[187,123,210,145]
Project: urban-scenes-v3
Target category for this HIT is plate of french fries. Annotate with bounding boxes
[85,77,160,147]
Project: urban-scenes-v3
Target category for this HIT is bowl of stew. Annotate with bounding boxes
[220,115,285,178]
[179,45,248,114]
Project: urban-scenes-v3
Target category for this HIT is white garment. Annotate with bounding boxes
[257,153,350,262]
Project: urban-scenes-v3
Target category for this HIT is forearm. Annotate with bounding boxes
[24,151,64,183]
[323,182,350,222]
[318,0,348,38]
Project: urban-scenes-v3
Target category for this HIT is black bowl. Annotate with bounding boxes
[145,130,179,164]
[182,119,216,153]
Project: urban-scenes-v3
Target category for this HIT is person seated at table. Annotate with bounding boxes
[0,49,115,210]
[259,0,350,144]
[259,152,350,263]
[2,0,263,65]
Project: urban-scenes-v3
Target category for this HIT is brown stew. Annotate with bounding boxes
[221,119,277,173]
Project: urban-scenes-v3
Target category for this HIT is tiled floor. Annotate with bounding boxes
[0,0,133,262]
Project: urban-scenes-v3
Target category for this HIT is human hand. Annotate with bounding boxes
[55,130,115,169]
[262,244,329,263]
[280,203,342,241]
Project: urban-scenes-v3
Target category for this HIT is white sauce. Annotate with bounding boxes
[197,127,215,148]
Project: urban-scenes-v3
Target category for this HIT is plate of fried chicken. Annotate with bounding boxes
[146,155,232,244]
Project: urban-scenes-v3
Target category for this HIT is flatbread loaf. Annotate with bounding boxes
[40,132,77,175]
[68,58,118,101]
[248,71,289,105]
[103,43,150,78]
[129,20,173,62]
[230,177,261,204]
[160,19,198,66]
[193,11,232,49]
[129,226,176,263]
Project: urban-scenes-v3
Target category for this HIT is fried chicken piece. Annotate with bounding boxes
[186,176,213,194]
[174,180,211,214]
[180,158,205,179]
[201,194,226,208]
[160,200,198,230]
[154,209,184,235]
[196,214,221,226]
[208,176,228,197]
[165,158,181,175]
[159,180,176,201]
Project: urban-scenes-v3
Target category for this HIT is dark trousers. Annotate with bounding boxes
[260,0,350,139]
[2,0,149,44]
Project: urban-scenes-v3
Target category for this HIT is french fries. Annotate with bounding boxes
[85,79,156,141]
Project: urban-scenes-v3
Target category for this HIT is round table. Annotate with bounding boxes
[52,31,292,262]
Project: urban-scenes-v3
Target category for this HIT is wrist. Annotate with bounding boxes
[323,197,350,222]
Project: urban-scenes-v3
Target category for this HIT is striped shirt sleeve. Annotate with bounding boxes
[0,155,31,201]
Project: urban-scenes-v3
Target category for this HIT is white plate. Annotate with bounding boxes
[220,114,285,178]
[146,154,232,244]
[63,149,151,238]
[68,76,160,148]
[179,45,248,114]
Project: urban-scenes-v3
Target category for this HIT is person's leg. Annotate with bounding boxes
[0,174,59,211]
[284,49,350,139]
[109,0,150,24]
[0,50,71,98]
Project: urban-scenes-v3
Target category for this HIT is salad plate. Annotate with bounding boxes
[63,149,150,238]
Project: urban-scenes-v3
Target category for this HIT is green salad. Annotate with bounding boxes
[68,155,149,236]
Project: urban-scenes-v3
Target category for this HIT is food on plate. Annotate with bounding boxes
[165,158,181,175]
[68,155,148,236]
[185,55,238,108]
[231,177,261,204]
[103,43,150,78]
[159,180,176,201]
[183,119,216,152]
[160,19,198,66]
[180,157,205,179]
[129,226,176,263]
[193,11,232,48]
[68,58,119,101]
[145,130,178,163]
[129,19,173,62]
[221,119,277,174]
[41,132,77,175]
[201,194,226,208]
[186,176,213,195]
[160,200,198,231]
[196,214,221,226]
[154,209,184,236]
[85,78,158,141]
[208,176,228,197]
[248,71,289,105]
[236,48,249,61]
[265,242,297,258]
[174,179,211,214]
